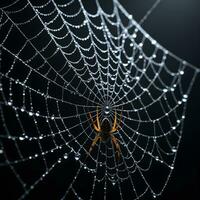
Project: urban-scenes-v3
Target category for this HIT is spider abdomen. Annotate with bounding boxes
[100,131,111,142]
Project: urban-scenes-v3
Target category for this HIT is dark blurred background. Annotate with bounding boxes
[119,0,200,199]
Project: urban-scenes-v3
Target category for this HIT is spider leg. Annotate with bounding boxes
[111,135,121,160]
[89,107,101,132]
[96,107,101,131]
[110,110,122,133]
[88,135,101,155]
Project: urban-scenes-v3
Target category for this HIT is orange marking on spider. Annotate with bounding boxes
[88,107,122,160]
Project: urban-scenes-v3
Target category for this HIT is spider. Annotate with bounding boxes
[88,107,122,160]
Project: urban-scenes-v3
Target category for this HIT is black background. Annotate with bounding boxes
[0,0,200,199]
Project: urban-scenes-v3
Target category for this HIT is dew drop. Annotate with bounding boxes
[135,76,140,80]
[130,43,133,47]
[7,101,12,106]
[178,101,182,105]
[170,165,174,170]
[104,105,110,115]
[112,181,116,186]
[155,156,159,161]
[75,153,80,161]
[128,14,132,19]
[182,98,187,102]
[29,111,33,116]
[180,70,184,75]
[36,111,40,117]
[19,136,24,141]
[139,43,143,47]
[171,147,177,153]
[163,88,168,93]
[39,136,43,139]
[64,153,68,159]
[132,33,137,38]
[183,94,188,99]
[151,40,156,45]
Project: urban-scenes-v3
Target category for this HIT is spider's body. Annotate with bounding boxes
[88,107,122,160]
[99,118,111,142]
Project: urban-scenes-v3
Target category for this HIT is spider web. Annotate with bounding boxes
[0,0,199,199]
